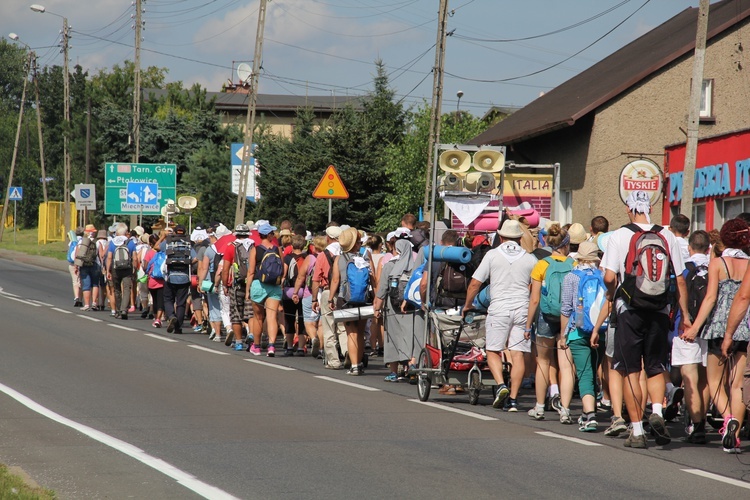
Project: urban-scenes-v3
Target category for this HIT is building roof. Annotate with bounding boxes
[144,88,364,113]
[470,0,750,146]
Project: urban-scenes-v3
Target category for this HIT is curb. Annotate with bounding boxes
[0,249,69,273]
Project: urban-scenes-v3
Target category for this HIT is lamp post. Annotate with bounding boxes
[31,4,71,238]
[456,90,463,123]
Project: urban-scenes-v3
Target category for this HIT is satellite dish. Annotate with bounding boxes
[237,63,252,85]
[178,195,197,211]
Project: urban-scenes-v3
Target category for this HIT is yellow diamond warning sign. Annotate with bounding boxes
[312,165,349,199]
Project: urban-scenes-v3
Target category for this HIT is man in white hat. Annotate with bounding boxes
[601,190,690,449]
[463,219,537,410]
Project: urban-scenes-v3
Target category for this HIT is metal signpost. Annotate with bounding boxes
[74,183,96,225]
[231,143,258,202]
[8,187,22,244]
[312,165,349,222]
[104,163,175,215]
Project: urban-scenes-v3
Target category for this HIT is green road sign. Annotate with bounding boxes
[104,163,177,215]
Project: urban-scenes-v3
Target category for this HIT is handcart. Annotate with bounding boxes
[415,311,509,405]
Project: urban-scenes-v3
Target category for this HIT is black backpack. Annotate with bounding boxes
[436,262,468,299]
[684,261,709,322]
[165,238,191,269]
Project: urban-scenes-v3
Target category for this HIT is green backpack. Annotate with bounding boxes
[540,256,573,319]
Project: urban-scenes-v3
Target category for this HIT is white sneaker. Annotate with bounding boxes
[559,407,572,424]
[528,406,545,420]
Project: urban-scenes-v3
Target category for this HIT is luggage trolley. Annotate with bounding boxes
[416,311,509,405]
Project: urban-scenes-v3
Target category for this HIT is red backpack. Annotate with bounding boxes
[618,224,674,311]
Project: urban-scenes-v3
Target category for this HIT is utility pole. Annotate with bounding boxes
[0,53,31,242]
[131,0,143,229]
[85,97,91,184]
[234,0,268,227]
[423,0,450,218]
[62,16,71,237]
[681,0,709,218]
[32,52,48,204]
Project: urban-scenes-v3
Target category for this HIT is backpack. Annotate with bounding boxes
[165,239,192,269]
[388,254,414,311]
[147,251,167,280]
[233,242,252,282]
[436,261,468,299]
[540,256,573,318]
[284,253,306,289]
[572,268,609,334]
[341,253,372,306]
[405,261,426,308]
[618,224,674,311]
[112,242,132,272]
[684,261,709,322]
[75,237,96,267]
[257,245,284,285]
[67,240,78,264]
[323,249,335,287]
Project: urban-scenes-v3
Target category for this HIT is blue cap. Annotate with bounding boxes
[257,223,277,235]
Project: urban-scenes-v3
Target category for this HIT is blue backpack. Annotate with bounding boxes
[257,246,283,285]
[540,257,574,318]
[342,254,371,306]
[405,261,426,308]
[147,251,167,280]
[572,267,609,334]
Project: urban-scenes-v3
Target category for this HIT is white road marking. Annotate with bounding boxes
[536,431,602,446]
[682,469,750,490]
[109,324,137,332]
[314,376,381,392]
[1,295,40,306]
[245,359,296,371]
[77,315,102,322]
[188,345,230,355]
[28,300,54,306]
[0,291,20,297]
[409,399,497,421]
[0,382,238,500]
[52,308,72,314]
[144,333,178,343]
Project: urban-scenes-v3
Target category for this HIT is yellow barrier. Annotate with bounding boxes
[38,202,77,244]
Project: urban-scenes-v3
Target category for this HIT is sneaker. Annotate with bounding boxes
[492,385,510,409]
[296,348,306,357]
[504,398,519,412]
[325,363,343,370]
[579,415,598,432]
[234,341,244,351]
[624,431,648,448]
[80,305,91,311]
[225,331,235,346]
[110,310,117,317]
[74,298,83,308]
[664,386,684,422]
[249,344,262,356]
[528,406,545,420]
[559,407,572,424]
[213,335,226,342]
[604,416,628,437]
[597,399,612,412]
[152,319,162,328]
[120,313,128,320]
[722,417,741,452]
[550,394,562,414]
[141,309,149,319]
[267,345,276,357]
[128,306,136,313]
[283,348,294,357]
[384,372,398,382]
[684,421,707,444]
[166,317,177,333]
[521,378,533,390]
[208,330,216,341]
[311,338,321,359]
[648,413,671,446]
[91,305,100,311]
[193,325,203,333]
[346,366,361,376]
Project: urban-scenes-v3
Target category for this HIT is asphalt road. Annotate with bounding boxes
[0,252,749,499]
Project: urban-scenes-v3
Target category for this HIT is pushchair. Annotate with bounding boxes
[415,311,510,405]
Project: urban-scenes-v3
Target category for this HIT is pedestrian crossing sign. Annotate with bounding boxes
[312,165,349,199]
[8,187,22,201]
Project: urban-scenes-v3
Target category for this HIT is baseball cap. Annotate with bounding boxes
[257,222,277,235]
[173,225,187,235]
[326,226,342,239]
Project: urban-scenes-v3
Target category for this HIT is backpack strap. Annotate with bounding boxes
[684,261,696,273]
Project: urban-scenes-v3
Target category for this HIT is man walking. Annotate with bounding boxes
[105,223,139,319]
[160,225,192,334]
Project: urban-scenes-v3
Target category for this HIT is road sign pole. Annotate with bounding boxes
[328,199,332,223]
[13,201,17,245]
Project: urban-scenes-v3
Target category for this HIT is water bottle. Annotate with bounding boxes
[575,297,584,329]
[465,311,476,324]
[389,276,398,289]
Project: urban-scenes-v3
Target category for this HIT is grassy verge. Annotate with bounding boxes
[0,464,55,499]
[0,228,68,261]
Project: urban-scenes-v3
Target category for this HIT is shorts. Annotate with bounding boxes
[671,336,708,367]
[190,285,203,308]
[612,308,670,377]
[535,312,561,339]
[302,295,320,323]
[229,284,252,325]
[79,265,101,292]
[486,307,529,352]
[250,280,282,304]
[707,338,749,357]
[206,291,222,323]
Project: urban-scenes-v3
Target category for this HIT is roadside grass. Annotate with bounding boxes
[0,228,68,261]
[0,464,55,499]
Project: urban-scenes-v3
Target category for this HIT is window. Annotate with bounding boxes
[700,79,713,119]
[558,190,572,224]
[721,196,750,224]
[692,203,706,231]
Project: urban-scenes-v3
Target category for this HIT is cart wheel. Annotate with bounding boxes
[417,348,432,402]
[468,370,481,406]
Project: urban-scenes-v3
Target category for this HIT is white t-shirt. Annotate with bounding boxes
[472,241,537,313]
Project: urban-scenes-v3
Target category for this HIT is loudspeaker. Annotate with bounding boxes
[438,173,464,191]
[439,149,471,173]
[465,172,496,192]
[473,149,505,172]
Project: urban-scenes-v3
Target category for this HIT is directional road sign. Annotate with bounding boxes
[126,182,159,209]
[312,165,349,199]
[104,163,176,215]
[8,187,23,201]
[74,183,96,210]
[231,143,259,202]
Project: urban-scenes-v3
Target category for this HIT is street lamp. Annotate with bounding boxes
[31,3,71,238]
[456,90,464,123]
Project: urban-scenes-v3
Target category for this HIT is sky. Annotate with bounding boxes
[3,0,700,117]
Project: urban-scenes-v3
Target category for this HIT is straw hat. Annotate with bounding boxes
[497,220,524,239]
[140,233,150,244]
[576,241,600,262]
[339,227,359,253]
[325,226,342,240]
[278,229,293,237]
[568,223,588,245]
[84,224,97,233]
